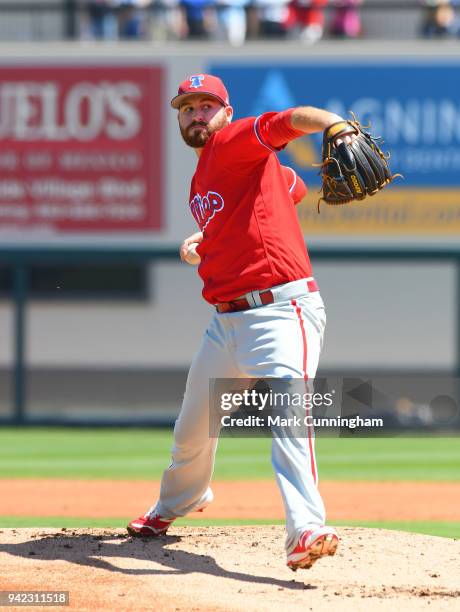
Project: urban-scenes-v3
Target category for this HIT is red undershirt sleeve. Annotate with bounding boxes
[255,109,305,150]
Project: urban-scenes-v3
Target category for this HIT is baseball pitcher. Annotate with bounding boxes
[127,73,396,570]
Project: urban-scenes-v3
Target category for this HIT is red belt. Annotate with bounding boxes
[216,279,319,314]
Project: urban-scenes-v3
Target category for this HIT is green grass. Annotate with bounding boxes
[333,520,460,539]
[0,516,458,539]
[0,428,458,481]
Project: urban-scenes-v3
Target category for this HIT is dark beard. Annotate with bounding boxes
[180,122,211,148]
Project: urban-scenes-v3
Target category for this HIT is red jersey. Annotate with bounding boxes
[190,111,313,304]
[282,165,308,205]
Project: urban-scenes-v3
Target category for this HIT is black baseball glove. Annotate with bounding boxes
[318,116,400,209]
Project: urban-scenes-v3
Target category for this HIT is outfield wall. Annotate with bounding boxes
[0,42,459,417]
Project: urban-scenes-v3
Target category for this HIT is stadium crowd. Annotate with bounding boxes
[81,0,460,44]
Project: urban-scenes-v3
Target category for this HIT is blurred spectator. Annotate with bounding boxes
[118,0,150,39]
[285,0,328,43]
[83,0,119,39]
[149,0,185,40]
[329,0,362,39]
[421,0,460,38]
[180,0,217,39]
[215,0,249,46]
[245,2,260,39]
[253,0,291,38]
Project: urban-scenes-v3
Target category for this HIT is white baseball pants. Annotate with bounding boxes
[155,280,327,554]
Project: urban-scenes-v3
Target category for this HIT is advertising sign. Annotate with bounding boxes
[211,63,460,240]
[0,65,163,237]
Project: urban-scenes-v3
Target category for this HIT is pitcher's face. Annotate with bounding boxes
[178,95,233,148]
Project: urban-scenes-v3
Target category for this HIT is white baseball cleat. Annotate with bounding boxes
[287,526,339,571]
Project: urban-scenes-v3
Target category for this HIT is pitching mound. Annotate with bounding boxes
[1,527,459,611]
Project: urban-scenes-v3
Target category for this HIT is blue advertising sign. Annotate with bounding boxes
[209,62,460,239]
[211,63,460,185]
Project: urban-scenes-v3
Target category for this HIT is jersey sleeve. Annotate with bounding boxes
[212,117,273,170]
[282,166,308,205]
[213,113,304,172]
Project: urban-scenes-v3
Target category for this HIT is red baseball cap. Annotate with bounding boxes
[170,74,230,109]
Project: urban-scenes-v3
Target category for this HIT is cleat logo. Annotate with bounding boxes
[190,190,224,229]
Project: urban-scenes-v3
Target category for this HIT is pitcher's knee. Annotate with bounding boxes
[170,440,215,464]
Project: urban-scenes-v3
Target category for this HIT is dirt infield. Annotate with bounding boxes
[1,527,459,611]
[0,479,459,521]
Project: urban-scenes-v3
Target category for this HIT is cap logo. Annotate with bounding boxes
[189,75,205,89]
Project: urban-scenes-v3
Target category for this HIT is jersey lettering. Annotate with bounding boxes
[190,190,224,229]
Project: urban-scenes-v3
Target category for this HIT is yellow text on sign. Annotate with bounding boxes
[298,189,460,235]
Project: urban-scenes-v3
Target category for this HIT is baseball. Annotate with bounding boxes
[184,242,201,265]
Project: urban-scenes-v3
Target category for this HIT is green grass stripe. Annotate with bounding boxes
[0,428,459,481]
[0,517,458,539]
[332,520,460,539]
